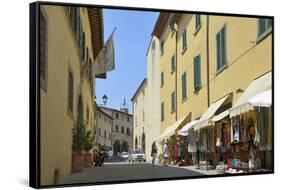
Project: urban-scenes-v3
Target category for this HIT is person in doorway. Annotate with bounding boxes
[151,141,158,167]
[163,141,169,166]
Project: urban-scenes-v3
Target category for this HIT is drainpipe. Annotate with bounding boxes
[206,15,210,107]
[175,29,178,121]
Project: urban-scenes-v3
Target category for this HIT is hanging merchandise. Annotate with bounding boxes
[216,122,222,147]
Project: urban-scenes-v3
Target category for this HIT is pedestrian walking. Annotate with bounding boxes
[151,141,158,167]
[163,141,169,166]
[108,148,113,162]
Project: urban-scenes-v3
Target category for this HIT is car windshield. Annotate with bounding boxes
[132,150,144,154]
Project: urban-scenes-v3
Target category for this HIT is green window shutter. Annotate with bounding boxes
[221,27,226,67]
[194,55,201,90]
[195,15,201,29]
[182,29,187,49]
[161,72,164,87]
[40,10,47,80]
[182,72,187,100]
[161,102,165,121]
[68,71,73,113]
[258,18,266,37]
[171,55,175,72]
[216,32,221,70]
[82,32,85,60]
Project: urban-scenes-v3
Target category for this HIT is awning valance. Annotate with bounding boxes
[229,72,271,118]
[249,89,272,107]
[157,116,188,142]
[178,120,199,136]
[194,95,230,131]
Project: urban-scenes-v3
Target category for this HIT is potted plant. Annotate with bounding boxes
[83,131,94,167]
[71,122,86,173]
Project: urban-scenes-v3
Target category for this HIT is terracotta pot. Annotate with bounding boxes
[72,152,84,173]
[84,153,93,167]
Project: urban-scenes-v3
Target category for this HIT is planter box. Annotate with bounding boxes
[72,152,84,173]
[84,153,93,167]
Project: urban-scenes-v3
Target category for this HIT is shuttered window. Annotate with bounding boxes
[193,55,201,91]
[182,72,187,100]
[161,102,165,121]
[195,14,201,29]
[160,40,164,55]
[82,32,85,60]
[40,10,47,81]
[161,72,164,87]
[216,26,227,71]
[182,29,187,50]
[171,92,176,113]
[258,18,272,38]
[171,54,176,73]
[67,71,74,113]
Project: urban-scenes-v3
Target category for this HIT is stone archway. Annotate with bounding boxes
[113,140,121,155]
[121,141,129,152]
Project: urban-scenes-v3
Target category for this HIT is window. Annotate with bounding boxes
[135,117,137,127]
[161,102,165,121]
[182,29,187,50]
[67,71,73,113]
[161,72,164,87]
[194,55,201,91]
[109,133,111,139]
[182,72,187,100]
[82,32,85,60]
[40,9,47,88]
[127,128,130,135]
[171,55,176,73]
[257,18,272,39]
[116,113,119,119]
[127,116,130,122]
[142,110,145,121]
[216,26,227,72]
[121,126,124,133]
[86,106,89,121]
[115,125,119,132]
[98,128,101,136]
[104,131,106,138]
[195,14,201,30]
[160,40,164,55]
[171,92,176,113]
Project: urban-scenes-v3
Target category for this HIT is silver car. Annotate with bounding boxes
[129,149,146,162]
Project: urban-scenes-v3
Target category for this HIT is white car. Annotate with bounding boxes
[129,149,146,162]
[120,152,129,161]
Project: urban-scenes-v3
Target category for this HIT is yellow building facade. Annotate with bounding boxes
[153,13,272,153]
[40,5,105,185]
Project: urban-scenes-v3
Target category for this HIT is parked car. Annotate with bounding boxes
[120,152,129,161]
[129,149,146,162]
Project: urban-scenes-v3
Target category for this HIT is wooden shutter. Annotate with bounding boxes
[258,18,266,37]
[161,72,164,87]
[194,55,201,90]
[182,29,187,49]
[182,72,187,100]
[161,102,164,120]
[216,32,221,70]
[221,27,226,67]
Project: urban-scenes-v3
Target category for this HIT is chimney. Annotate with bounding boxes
[120,108,128,114]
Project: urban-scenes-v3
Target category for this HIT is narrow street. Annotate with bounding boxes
[60,161,205,184]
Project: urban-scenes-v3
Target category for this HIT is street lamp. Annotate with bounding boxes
[102,94,108,106]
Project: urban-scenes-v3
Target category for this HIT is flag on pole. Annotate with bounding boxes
[94,28,116,75]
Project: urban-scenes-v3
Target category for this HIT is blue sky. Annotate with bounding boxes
[96,9,159,113]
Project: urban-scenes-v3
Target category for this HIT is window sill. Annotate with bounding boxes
[194,24,202,36]
[194,86,202,94]
[216,64,228,76]
[256,28,272,44]
[171,70,175,75]
[182,47,187,55]
[182,97,187,103]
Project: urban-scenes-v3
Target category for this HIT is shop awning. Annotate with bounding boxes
[229,72,271,118]
[157,116,187,142]
[212,110,230,122]
[178,120,199,136]
[194,95,230,131]
[249,89,272,107]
